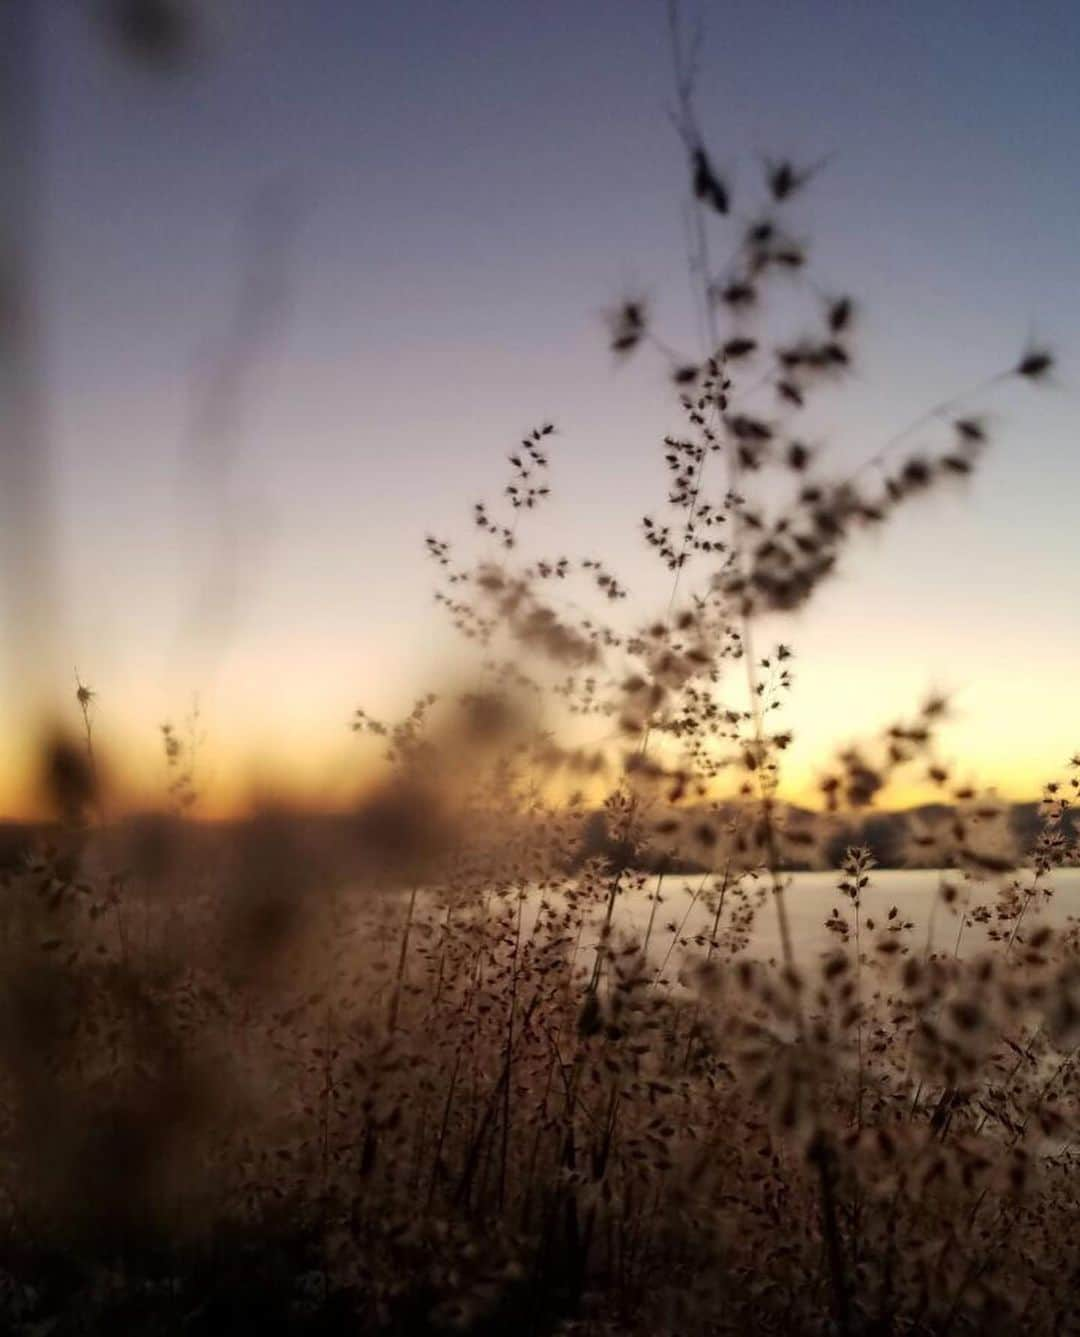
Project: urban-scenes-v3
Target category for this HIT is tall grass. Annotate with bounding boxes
[2,9,1079,1334]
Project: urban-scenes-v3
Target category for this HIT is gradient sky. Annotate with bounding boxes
[6,0,1080,815]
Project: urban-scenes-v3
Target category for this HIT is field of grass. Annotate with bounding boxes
[3,6,1078,1333]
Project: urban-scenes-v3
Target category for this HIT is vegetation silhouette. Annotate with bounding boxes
[0,3,1078,1334]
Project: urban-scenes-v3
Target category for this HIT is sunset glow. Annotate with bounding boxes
[3,0,1077,816]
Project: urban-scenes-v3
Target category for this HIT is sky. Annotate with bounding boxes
[3,0,1079,816]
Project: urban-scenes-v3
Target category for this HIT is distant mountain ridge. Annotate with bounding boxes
[0,801,1075,876]
[575,800,1078,873]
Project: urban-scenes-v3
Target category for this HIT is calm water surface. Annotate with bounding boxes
[584,867,1080,971]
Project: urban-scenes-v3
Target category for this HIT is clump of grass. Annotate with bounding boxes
[2,11,1078,1335]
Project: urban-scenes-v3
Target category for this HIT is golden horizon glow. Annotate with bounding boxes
[0,671,1066,823]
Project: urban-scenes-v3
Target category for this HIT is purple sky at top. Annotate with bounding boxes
[9,0,1080,810]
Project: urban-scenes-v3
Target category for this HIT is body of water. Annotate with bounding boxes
[596,867,1080,973]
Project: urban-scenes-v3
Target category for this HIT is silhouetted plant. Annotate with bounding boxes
[1,7,1077,1336]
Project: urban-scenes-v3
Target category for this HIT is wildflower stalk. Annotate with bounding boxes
[496,886,526,1210]
[386,882,419,1035]
[1004,866,1045,956]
